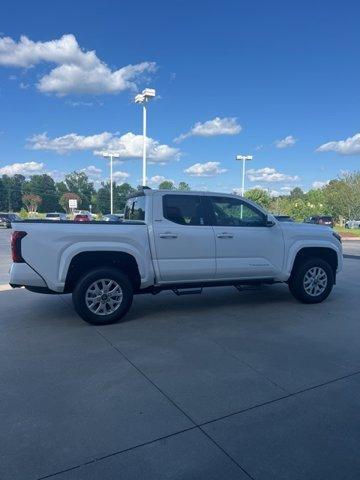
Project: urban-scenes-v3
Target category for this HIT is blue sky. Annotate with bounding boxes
[0,0,359,195]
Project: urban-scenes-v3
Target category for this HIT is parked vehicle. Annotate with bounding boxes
[345,220,360,229]
[45,212,68,221]
[0,213,20,228]
[103,214,124,222]
[74,213,91,222]
[10,189,343,325]
[304,216,334,228]
[274,215,295,222]
[74,210,93,220]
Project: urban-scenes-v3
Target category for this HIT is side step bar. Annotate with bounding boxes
[172,288,203,296]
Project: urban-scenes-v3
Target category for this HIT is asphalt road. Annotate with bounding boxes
[1,225,360,479]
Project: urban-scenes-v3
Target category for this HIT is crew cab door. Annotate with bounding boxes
[206,195,284,279]
[152,193,216,282]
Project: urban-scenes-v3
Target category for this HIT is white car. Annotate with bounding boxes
[10,189,343,325]
[45,212,68,221]
[345,220,360,229]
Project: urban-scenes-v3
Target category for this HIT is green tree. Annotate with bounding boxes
[0,174,25,211]
[64,171,94,209]
[158,180,175,190]
[289,187,304,199]
[115,182,136,211]
[96,184,111,214]
[60,192,81,214]
[245,188,271,208]
[23,174,59,212]
[56,181,69,197]
[178,181,191,191]
[22,194,42,213]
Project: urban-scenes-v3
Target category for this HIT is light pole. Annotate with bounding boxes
[135,88,156,186]
[102,152,120,214]
[236,154,253,196]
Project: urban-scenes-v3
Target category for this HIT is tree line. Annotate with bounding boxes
[0,170,359,221]
[244,171,360,221]
[0,172,191,215]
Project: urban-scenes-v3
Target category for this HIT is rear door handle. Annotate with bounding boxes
[159,232,178,239]
[217,233,234,239]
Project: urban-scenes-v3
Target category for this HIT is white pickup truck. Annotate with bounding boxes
[10,188,343,325]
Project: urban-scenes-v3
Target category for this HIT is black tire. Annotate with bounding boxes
[288,257,334,304]
[72,267,133,325]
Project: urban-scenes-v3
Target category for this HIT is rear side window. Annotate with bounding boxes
[124,196,146,221]
[163,195,205,225]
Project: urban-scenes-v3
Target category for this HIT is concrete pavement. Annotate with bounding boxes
[1,257,360,479]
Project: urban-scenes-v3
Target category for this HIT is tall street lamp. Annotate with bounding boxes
[135,88,156,186]
[102,151,120,214]
[236,154,253,196]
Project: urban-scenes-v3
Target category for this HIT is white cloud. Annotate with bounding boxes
[234,185,281,197]
[81,165,102,178]
[0,34,156,95]
[275,135,297,149]
[103,133,180,163]
[28,132,113,153]
[312,180,329,189]
[247,167,299,183]
[316,132,360,155]
[112,171,130,183]
[66,100,95,107]
[148,175,174,187]
[175,117,241,142]
[184,161,227,177]
[280,186,292,192]
[27,131,180,163]
[0,161,44,176]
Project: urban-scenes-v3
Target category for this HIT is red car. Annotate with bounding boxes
[74,214,91,222]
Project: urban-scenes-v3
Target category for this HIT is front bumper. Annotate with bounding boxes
[9,263,47,288]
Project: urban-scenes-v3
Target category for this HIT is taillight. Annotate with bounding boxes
[11,231,27,263]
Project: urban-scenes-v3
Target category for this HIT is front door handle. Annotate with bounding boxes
[159,232,178,239]
[217,233,234,239]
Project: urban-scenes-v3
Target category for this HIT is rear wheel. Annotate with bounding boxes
[72,267,133,325]
[288,257,334,304]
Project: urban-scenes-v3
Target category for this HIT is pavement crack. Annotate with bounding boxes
[199,368,360,429]
[95,329,255,480]
[199,426,256,480]
[208,337,290,394]
[95,329,197,426]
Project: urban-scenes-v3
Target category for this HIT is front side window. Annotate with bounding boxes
[209,196,265,227]
[163,195,205,225]
[124,196,146,221]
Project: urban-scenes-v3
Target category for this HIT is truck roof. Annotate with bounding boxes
[128,188,243,198]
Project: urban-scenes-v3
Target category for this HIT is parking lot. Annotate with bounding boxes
[1,227,360,479]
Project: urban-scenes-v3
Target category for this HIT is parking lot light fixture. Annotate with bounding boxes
[102,152,120,214]
[236,154,253,196]
[135,88,156,187]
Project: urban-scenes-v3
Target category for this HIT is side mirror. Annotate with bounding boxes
[266,214,276,227]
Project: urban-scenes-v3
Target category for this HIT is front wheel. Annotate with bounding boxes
[288,258,334,304]
[72,267,133,325]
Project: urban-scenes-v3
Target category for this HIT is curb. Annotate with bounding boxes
[0,284,13,292]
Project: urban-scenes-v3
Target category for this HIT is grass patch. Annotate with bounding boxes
[335,227,360,237]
